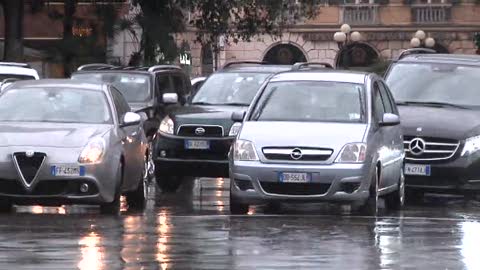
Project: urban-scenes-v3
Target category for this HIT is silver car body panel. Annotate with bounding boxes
[230,72,404,204]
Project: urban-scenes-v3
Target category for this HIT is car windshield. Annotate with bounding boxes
[191,72,270,106]
[386,63,480,108]
[0,88,112,124]
[251,81,365,123]
[72,73,150,103]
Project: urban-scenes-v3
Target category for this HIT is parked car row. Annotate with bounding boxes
[0,49,478,215]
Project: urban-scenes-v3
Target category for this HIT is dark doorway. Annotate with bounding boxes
[336,43,379,70]
[263,44,307,65]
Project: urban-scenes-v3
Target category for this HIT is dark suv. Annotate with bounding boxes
[385,50,480,200]
[72,64,191,139]
[153,61,294,192]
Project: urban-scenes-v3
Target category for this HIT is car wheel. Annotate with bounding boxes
[0,199,13,213]
[100,163,122,215]
[156,175,183,193]
[385,168,405,210]
[230,195,249,215]
[359,166,379,216]
[125,163,148,210]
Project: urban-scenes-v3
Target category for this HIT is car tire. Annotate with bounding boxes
[100,163,122,215]
[230,195,249,215]
[384,169,405,211]
[0,199,12,213]
[156,175,183,193]
[359,166,379,216]
[126,173,147,210]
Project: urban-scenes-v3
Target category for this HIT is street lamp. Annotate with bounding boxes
[333,24,362,49]
[410,29,436,49]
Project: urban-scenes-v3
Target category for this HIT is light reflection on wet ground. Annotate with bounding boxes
[0,178,479,269]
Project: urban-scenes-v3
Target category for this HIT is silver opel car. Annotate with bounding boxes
[0,80,148,214]
[229,67,405,215]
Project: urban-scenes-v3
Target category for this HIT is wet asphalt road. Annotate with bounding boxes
[1,178,480,270]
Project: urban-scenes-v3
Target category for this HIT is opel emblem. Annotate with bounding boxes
[409,138,426,156]
[25,150,35,158]
[195,127,206,136]
[290,148,303,160]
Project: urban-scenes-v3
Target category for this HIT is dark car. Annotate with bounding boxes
[72,64,191,139]
[385,50,480,200]
[153,61,296,192]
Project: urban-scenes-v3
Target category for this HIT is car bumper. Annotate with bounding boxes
[154,132,233,177]
[404,154,480,193]
[230,161,371,205]
[0,146,120,205]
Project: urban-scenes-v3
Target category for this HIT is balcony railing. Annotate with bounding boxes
[341,5,379,25]
[412,4,451,24]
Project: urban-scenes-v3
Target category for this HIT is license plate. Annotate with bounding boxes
[51,165,85,177]
[184,140,210,150]
[404,164,431,176]
[279,172,311,183]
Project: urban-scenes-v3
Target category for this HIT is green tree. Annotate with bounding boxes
[130,0,318,65]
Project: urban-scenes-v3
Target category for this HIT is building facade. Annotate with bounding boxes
[177,1,480,76]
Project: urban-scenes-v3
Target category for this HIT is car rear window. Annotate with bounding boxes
[251,81,365,123]
[72,73,151,103]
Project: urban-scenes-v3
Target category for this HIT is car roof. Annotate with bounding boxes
[397,53,480,66]
[0,65,39,79]
[270,70,369,84]
[220,65,292,73]
[5,79,107,92]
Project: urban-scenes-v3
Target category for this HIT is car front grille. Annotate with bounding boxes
[260,182,331,196]
[177,125,224,137]
[403,136,459,161]
[262,147,333,161]
[167,149,228,161]
[13,152,46,184]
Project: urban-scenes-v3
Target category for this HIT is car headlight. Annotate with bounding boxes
[78,138,106,164]
[159,116,174,135]
[335,143,367,163]
[461,135,480,156]
[229,123,242,137]
[233,139,258,161]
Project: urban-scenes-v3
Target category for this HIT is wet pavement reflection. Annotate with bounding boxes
[0,178,480,269]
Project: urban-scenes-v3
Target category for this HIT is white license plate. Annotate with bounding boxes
[185,140,210,150]
[279,172,311,183]
[404,164,431,176]
[51,165,85,177]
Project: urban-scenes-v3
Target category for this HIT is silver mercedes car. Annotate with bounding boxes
[0,80,148,214]
[229,67,405,215]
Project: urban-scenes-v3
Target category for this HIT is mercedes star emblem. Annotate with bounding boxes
[195,127,206,136]
[290,148,303,160]
[409,138,426,156]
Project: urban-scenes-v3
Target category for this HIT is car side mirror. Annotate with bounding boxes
[120,112,142,127]
[231,111,246,122]
[380,113,400,126]
[162,93,178,104]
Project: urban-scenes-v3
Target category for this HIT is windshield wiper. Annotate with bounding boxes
[397,101,470,109]
[223,102,249,106]
[191,102,215,105]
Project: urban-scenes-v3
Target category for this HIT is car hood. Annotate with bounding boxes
[398,105,480,140]
[239,121,368,151]
[171,105,248,133]
[0,123,112,147]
